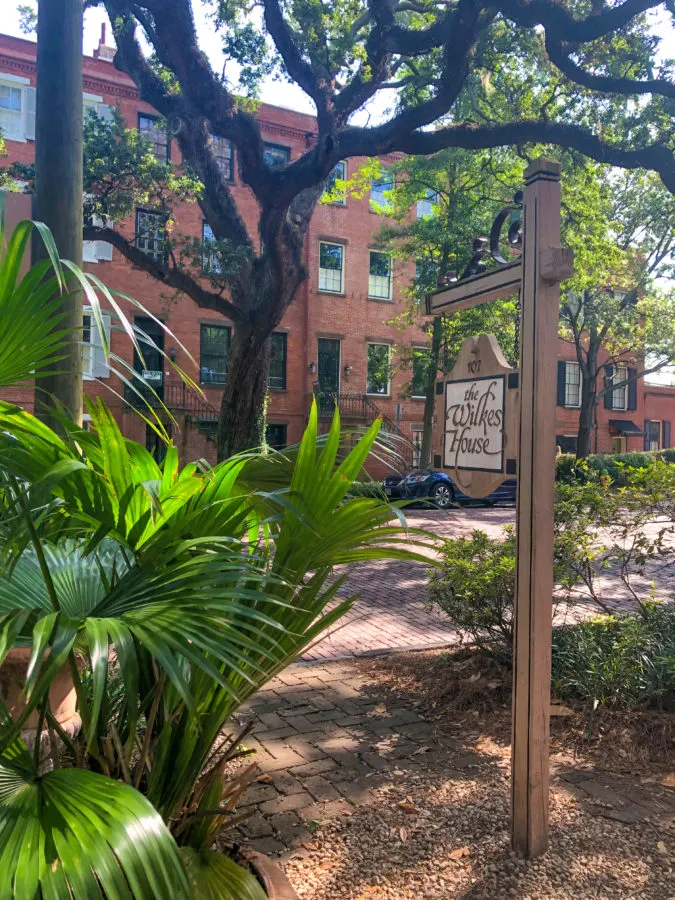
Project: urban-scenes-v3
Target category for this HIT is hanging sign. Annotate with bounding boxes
[434,333,519,498]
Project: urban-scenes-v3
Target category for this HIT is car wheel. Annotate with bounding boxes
[430,482,454,509]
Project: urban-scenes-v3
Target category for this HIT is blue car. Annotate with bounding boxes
[382,470,517,509]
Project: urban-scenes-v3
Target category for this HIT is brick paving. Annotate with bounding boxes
[235,659,675,859]
[304,507,674,661]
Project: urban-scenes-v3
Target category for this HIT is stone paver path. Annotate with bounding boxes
[235,659,675,861]
[304,507,674,661]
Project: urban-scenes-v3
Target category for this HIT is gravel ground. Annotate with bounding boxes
[282,765,674,899]
[276,650,673,899]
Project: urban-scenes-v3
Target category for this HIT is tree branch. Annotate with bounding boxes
[84,225,241,320]
[498,0,663,44]
[343,120,675,194]
[546,38,675,100]
[262,0,333,130]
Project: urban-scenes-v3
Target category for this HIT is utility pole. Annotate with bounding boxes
[33,0,84,428]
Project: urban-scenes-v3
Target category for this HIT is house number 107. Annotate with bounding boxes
[468,360,481,374]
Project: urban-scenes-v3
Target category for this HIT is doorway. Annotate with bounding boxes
[133,316,165,402]
[611,436,627,454]
[317,339,340,412]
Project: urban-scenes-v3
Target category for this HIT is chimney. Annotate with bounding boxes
[93,23,116,61]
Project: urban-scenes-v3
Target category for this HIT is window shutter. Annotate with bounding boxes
[92,312,111,379]
[82,241,98,263]
[24,86,36,140]
[644,420,651,452]
[92,215,113,261]
[603,365,614,410]
[96,102,115,123]
[627,368,637,410]
[664,421,671,449]
[95,239,113,261]
[556,361,566,406]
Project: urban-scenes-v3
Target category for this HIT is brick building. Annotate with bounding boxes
[0,31,673,465]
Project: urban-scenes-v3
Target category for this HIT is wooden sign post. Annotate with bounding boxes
[427,158,574,857]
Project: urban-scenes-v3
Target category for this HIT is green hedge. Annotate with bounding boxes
[556,449,675,484]
[551,604,675,711]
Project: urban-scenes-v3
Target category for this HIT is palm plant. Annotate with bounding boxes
[0,222,435,896]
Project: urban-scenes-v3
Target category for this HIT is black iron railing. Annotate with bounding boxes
[124,379,218,424]
[315,392,416,469]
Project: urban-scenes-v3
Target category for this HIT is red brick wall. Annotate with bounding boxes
[0,33,429,467]
[555,340,647,454]
[644,385,675,449]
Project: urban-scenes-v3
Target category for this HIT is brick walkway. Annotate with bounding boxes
[304,507,674,661]
[236,659,675,860]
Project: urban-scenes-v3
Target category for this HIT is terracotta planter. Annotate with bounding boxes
[244,851,300,900]
[0,647,81,739]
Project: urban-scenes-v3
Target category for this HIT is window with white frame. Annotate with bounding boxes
[323,161,346,204]
[202,222,222,274]
[0,73,34,142]
[370,172,393,212]
[612,365,628,411]
[647,420,661,451]
[138,113,170,162]
[412,428,423,468]
[416,189,437,219]
[412,347,430,398]
[135,209,166,263]
[209,134,234,181]
[318,242,344,293]
[83,93,114,126]
[82,308,112,379]
[368,251,392,300]
[367,343,391,395]
[564,361,581,407]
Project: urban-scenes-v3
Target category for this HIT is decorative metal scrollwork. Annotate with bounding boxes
[438,190,523,287]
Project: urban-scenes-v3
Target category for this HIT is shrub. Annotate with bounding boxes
[556,451,665,485]
[428,529,516,660]
[551,604,675,710]
[429,462,675,655]
[348,479,387,500]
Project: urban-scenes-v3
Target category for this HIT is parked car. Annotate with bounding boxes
[382,469,517,508]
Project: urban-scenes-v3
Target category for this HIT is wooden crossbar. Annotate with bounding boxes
[425,260,522,314]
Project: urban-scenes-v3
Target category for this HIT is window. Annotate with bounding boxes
[370,172,393,212]
[266,423,287,451]
[646,420,661,451]
[564,361,581,408]
[202,222,221,275]
[269,332,287,390]
[368,251,392,300]
[209,134,233,181]
[411,347,430,398]
[135,209,166,263]
[138,113,170,162]
[556,435,578,454]
[612,365,628,411]
[416,189,437,219]
[200,324,231,385]
[367,343,391,395]
[318,242,344,293]
[0,74,34,141]
[324,161,346,205]
[412,428,423,468]
[82,308,111,379]
[263,143,290,168]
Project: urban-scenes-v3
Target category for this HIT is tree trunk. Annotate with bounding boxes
[33,0,84,429]
[216,324,270,460]
[576,374,596,459]
[419,315,443,469]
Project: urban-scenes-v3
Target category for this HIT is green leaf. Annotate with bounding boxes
[181,847,267,900]
[0,759,190,899]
